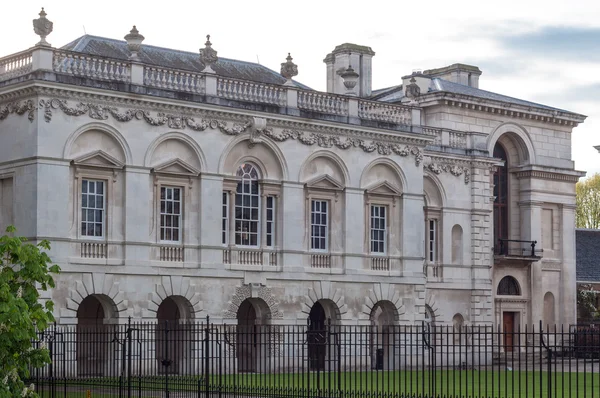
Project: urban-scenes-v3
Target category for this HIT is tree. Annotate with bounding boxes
[576,173,600,229]
[577,284,599,321]
[0,226,60,398]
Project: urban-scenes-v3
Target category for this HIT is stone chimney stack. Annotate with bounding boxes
[324,43,375,97]
[422,63,482,88]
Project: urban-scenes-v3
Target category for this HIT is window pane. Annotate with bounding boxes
[82,180,88,193]
[173,188,180,201]
[96,182,104,195]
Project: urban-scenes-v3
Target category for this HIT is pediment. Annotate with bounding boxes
[152,159,200,176]
[305,174,344,191]
[365,181,402,196]
[72,150,124,169]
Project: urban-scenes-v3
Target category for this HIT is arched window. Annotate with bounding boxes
[424,305,436,326]
[497,276,520,296]
[493,143,509,250]
[235,164,260,246]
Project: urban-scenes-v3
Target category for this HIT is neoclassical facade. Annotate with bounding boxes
[0,11,586,351]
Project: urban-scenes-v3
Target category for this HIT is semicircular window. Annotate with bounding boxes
[497,276,520,296]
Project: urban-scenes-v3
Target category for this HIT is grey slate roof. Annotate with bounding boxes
[61,35,311,90]
[430,78,568,112]
[576,229,600,282]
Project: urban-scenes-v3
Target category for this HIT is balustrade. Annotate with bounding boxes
[0,50,32,81]
[80,242,107,259]
[359,100,411,125]
[449,131,467,148]
[237,249,263,265]
[310,254,331,268]
[371,256,390,271]
[217,78,286,106]
[422,127,443,145]
[159,246,184,262]
[144,67,205,94]
[53,50,130,82]
[298,91,348,116]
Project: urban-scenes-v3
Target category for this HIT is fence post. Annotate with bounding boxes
[204,315,210,398]
[539,321,552,398]
[164,320,170,398]
[127,317,132,398]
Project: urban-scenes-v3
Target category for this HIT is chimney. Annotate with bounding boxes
[324,43,375,97]
[422,63,482,88]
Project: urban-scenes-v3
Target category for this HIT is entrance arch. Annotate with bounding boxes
[76,294,117,376]
[236,298,271,373]
[370,301,398,370]
[308,299,340,371]
[156,296,193,374]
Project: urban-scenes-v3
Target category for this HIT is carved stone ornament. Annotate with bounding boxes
[199,35,218,73]
[280,53,298,85]
[425,162,471,184]
[405,77,420,98]
[223,284,284,319]
[124,25,145,61]
[33,8,53,47]
[0,100,35,122]
[38,98,424,164]
[340,65,360,95]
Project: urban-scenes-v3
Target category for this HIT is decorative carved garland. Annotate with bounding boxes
[36,98,424,165]
[0,100,35,122]
[425,163,471,184]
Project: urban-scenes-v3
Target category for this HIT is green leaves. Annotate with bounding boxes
[576,173,600,229]
[0,226,60,397]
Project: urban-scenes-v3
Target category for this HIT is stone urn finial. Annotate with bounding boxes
[280,53,298,86]
[405,76,421,98]
[199,34,218,73]
[33,7,53,47]
[124,25,145,61]
[340,64,360,96]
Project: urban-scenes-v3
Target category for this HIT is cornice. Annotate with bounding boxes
[421,154,499,184]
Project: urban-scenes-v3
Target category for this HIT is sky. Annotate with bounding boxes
[2,0,599,177]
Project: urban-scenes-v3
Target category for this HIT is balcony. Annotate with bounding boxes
[494,239,542,263]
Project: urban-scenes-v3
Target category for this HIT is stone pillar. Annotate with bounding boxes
[561,204,577,326]
[123,168,151,262]
[520,200,543,326]
[281,182,304,270]
[344,188,364,272]
[199,174,224,265]
[401,192,425,277]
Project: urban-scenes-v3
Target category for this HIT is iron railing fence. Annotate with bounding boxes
[26,319,600,398]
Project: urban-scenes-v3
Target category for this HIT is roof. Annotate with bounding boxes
[576,229,600,282]
[61,35,311,90]
[430,78,568,113]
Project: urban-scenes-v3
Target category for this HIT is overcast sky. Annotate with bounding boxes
[3,0,599,177]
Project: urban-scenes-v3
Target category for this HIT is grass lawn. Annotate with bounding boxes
[35,369,600,398]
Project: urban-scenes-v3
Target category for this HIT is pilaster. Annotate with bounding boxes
[401,192,424,276]
[561,204,577,325]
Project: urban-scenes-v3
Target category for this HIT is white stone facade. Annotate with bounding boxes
[0,16,587,346]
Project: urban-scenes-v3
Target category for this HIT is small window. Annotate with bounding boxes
[81,179,105,238]
[160,186,182,242]
[222,192,228,245]
[266,196,275,248]
[310,200,328,251]
[497,276,521,296]
[370,205,387,254]
[428,219,437,262]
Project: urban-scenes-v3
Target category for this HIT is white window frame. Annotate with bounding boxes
[80,179,106,239]
[310,199,329,252]
[234,163,261,247]
[222,192,229,246]
[266,195,276,248]
[427,218,438,263]
[370,204,387,255]
[159,186,183,244]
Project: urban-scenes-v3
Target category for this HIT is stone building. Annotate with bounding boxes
[0,9,586,359]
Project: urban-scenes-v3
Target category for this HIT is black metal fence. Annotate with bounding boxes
[27,319,600,398]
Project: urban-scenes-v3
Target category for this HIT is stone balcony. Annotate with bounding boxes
[0,46,423,136]
[494,239,542,264]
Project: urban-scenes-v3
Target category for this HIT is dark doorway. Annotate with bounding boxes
[237,299,258,372]
[503,312,516,352]
[308,302,327,371]
[77,295,109,376]
[156,296,184,374]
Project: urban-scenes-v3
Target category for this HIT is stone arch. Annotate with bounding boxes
[425,293,441,324]
[223,284,283,320]
[144,132,206,170]
[301,280,349,321]
[299,150,350,186]
[543,292,556,326]
[451,224,464,264]
[487,122,536,166]
[360,282,405,322]
[147,276,203,319]
[63,122,131,164]
[219,134,288,180]
[423,173,446,208]
[497,276,521,296]
[64,273,127,321]
[360,158,406,191]
[76,294,118,323]
[452,313,465,329]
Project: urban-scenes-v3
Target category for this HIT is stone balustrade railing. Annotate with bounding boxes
[371,256,390,271]
[311,253,331,268]
[159,246,184,262]
[53,49,130,82]
[422,127,473,149]
[80,241,107,259]
[0,47,417,128]
[0,50,32,82]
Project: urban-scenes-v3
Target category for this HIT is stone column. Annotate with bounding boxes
[344,188,364,272]
[281,182,305,270]
[199,174,224,265]
[520,200,543,326]
[561,204,577,326]
[401,192,425,277]
[123,168,151,262]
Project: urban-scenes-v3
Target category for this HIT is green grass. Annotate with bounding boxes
[35,369,600,398]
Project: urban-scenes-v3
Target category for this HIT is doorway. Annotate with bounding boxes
[503,312,516,352]
[308,302,327,370]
